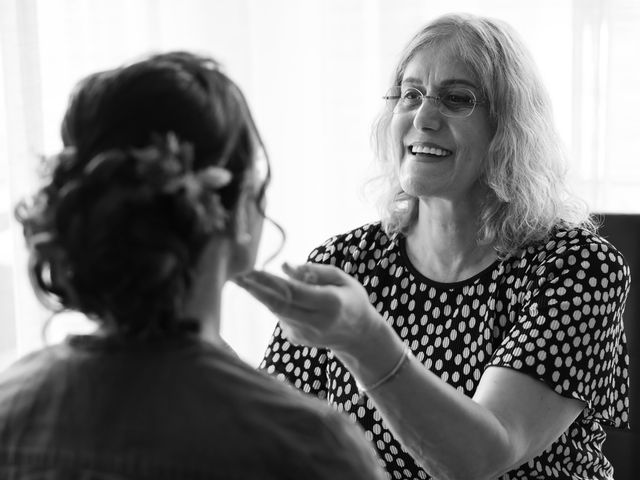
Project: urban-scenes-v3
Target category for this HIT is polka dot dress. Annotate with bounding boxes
[261,222,630,480]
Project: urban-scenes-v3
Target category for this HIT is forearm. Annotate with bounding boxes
[335,319,520,480]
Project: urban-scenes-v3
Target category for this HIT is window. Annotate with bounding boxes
[1,0,639,369]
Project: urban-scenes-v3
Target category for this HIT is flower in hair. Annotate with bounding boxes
[166,165,233,231]
[130,132,188,185]
[131,132,233,232]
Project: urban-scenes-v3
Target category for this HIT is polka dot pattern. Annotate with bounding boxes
[261,222,630,480]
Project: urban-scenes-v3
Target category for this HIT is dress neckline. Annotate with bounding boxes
[397,235,503,288]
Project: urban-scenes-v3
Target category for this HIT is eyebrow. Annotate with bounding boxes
[400,77,479,90]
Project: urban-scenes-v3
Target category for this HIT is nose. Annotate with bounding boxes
[412,97,442,131]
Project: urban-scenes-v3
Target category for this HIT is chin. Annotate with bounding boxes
[399,179,441,198]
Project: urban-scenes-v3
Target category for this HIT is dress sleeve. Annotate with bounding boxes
[488,237,631,428]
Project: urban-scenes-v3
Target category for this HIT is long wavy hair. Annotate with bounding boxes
[371,13,593,257]
[15,52,273,338]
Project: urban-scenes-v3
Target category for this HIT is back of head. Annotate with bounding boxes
[16,52,268,338]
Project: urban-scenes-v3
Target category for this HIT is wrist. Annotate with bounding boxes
[358,343,411,392]
[334,307,407,389]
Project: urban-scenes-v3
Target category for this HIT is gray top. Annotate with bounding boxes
[0,334,385,479]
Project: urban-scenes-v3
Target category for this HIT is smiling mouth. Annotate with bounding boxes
[408,144,453,157]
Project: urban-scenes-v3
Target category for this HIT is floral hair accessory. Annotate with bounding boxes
[82,131,234,232]
[163,134,232,232]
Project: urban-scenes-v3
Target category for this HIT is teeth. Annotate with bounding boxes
[411,145,451,156]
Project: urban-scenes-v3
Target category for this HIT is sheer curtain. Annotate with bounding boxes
[1,0,639,369]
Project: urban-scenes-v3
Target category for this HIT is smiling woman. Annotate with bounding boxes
[248,13,631,480]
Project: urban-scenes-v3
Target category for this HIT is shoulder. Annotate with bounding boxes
[508,227,631,316]
[206,352,384,478]
[272,395,385,479]
[307,221,394,266]
[0,344,68,387]
[518,227,629,278]
[0,344,75,427]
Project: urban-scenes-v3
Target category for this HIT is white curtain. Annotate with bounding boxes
[1,0,639,369]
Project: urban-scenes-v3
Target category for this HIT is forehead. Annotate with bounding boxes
[401,46,478,87]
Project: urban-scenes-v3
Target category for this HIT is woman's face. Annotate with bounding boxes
[390,46,494,204]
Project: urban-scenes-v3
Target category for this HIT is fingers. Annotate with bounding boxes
[236,273,325,346]
[283,262,348,287]
[282,262,318,284]
[235,273,298,317]
[237,269,339,318]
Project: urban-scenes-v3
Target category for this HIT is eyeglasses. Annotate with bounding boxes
[383,86,485,118]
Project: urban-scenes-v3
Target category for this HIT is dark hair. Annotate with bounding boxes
[15,51,271,338]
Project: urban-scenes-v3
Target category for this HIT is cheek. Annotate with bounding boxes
[389,117,410,166]
[470,114,494,153]
[455,119,493,160]
[389,115,408,148]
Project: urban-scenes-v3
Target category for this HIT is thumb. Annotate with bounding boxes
[282,262,349,287]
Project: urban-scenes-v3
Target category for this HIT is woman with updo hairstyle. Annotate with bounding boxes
[0,52,385,480]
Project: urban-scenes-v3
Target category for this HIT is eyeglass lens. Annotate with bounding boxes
[383,86,478,118]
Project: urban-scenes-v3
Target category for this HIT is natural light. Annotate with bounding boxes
[1,0,639,370]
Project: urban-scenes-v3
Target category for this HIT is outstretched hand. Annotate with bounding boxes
[235,262,379,354]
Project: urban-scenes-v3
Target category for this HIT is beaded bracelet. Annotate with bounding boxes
[359,344,411,393]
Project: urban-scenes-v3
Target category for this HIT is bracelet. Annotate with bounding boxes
[359,344,411,393]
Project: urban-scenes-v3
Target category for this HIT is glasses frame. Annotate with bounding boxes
[383,86,487,118]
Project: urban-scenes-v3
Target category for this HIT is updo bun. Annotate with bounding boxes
[15,52,269,337]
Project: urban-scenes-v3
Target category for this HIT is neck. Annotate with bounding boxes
[405,196,497,283]
[182,238,231,347]
[93,239,230,346]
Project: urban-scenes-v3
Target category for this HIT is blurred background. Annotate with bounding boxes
[1,0,639,368]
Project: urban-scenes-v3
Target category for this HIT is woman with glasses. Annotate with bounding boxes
[239,13,630,480]
[0,52,386,480]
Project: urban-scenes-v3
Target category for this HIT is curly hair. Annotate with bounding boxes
[371,13,593,257]
[15,52,271,337]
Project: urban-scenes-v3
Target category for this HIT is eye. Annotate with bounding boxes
[401,88,422,100]
[441,89,476,110]
[399,88,424,107]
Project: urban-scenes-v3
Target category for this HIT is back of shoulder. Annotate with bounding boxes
[0,345,64,395]
[315,409,387,480]
[280,399,386,480]
[222,363,385,479]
